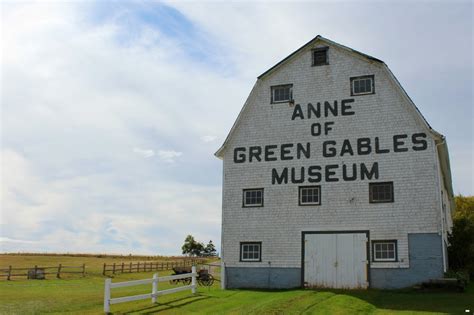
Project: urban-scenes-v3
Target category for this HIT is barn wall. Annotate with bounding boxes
[225,267,300,289]
[371,233,444,288]
[224,233,443,289]
[220,39,443,289]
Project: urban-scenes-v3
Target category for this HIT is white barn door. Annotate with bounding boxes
[304,232,368,289]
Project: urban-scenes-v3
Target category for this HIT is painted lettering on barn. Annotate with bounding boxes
[233,99,429,184]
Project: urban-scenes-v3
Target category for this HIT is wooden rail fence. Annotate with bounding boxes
[104,266,197,313]
[0,264,86,280]
[102,259,203,276]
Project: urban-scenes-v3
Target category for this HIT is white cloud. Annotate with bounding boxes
[157,150,182,163]
[200,135,217,143]
[0,237,38,244]
[133,147,155,158]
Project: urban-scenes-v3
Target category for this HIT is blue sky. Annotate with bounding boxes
[1,0,472,255]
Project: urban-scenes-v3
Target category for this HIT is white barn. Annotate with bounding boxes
[215,36,454,289]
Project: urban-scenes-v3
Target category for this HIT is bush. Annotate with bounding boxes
[445,269,470,286]
[447,195,474,278]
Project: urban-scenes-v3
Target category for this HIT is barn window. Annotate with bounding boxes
[299,186,321,205]
[243,189,264,207]
[369,182,394,203]
[312,47,329,66]
[351,75,375,95]
[372,240,397,262]
[271,84,293,103]
[240,242,262,262]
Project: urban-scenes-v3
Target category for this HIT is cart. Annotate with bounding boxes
[170,266,214,286]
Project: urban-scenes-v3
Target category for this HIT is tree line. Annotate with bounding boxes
[181,235,217,257]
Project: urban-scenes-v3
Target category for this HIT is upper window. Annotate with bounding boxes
[299,186,321,206]
[271,84,293,103]
[240,242,261,262]
[369,182,394,203]
[243,189,264,207]
[312,47,329,66]
[351,75,375,96]
[372,240,397,262]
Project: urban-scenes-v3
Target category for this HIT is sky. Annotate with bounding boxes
[1,0,472,255]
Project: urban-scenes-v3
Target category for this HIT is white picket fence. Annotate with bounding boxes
[104,265,197,313]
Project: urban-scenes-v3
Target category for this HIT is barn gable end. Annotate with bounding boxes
[216,36,453,290]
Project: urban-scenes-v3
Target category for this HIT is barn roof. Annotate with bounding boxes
[257,35,383,79]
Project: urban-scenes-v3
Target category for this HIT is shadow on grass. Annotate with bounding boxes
[224,284,474,314]
[329,286,474,314]
[123,293,214,314]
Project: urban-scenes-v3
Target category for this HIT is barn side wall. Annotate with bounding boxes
[220,39,445,290]
[371,233,444,289]
[225,267,301,289]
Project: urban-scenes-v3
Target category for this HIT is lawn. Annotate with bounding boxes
[1,254,473,314]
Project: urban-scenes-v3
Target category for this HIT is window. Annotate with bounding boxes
[372,240,397,262]
[369,182,394,203]
[240,242,261,262]
[312,47,329,66]
[299,186,321,205]
[351,75,375,95]
[271,84,293,103]
[243,189,264,207]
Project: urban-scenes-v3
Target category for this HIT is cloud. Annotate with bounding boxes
[0,237,38,245]
[133,147,155,158]
[200,135,217,143]
[157,150,182,163]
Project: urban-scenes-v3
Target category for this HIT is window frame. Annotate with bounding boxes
[372,240,398,262]
[312,47,329,66]
[242,188,264,208]
[271,84,293,104]
[350,75,375,96]
[240,242,262,262]
[369,182,394,203]
[298,185,322,206]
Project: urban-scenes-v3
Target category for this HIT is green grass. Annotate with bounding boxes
[1,255,473,314]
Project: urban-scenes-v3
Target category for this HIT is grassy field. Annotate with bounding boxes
[1,254,473,314]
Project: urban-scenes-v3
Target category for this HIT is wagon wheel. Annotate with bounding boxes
[198,274,214,286]
[183,277,192,285]
[169,279,178,285]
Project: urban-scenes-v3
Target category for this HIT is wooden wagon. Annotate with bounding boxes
[170,266,214,286]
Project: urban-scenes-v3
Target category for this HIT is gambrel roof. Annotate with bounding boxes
[215,35,453,202]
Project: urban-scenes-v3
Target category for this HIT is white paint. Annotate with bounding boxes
[103,267,197,313]
[152,273,158,304]
[304,233,368,289]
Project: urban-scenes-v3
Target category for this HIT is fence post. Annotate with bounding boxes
[129,262,132,273]
[103,263,106,276]
[57,264,62,279]
[34,265,38,279]
[7,266,12,281]
[82,263,86,277]
[152,273,158,304]
[112,263,116,274]
[121,263,124,274]
[137,262,140,273]
[191,266,196,294]
[104,278,111,313]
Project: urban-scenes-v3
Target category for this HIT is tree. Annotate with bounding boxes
[181,235,205,257]
[448,195,474,277]
[204,240,217,257]
[181,235,217,257]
